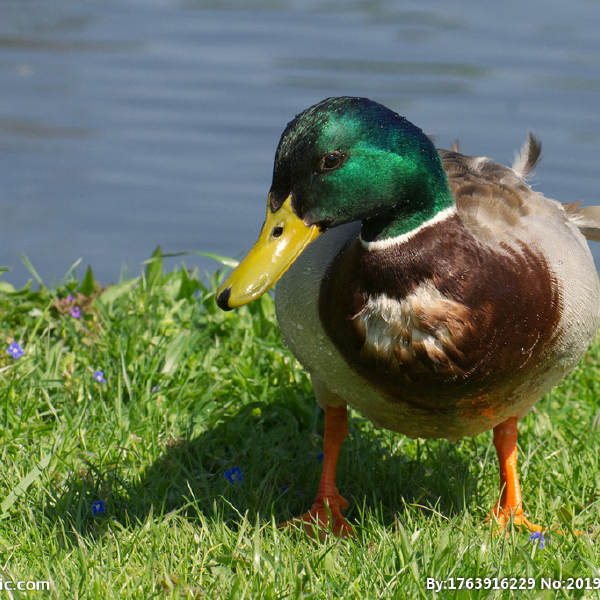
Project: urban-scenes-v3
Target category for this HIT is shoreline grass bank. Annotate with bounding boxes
[0,253,599,598]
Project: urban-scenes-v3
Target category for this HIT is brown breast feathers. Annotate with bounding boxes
[318,213,562,413]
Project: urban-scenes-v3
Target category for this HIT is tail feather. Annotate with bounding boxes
[512,132,542,178]
[564,201,600,242]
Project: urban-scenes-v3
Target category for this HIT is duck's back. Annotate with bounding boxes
[442,147,600,376]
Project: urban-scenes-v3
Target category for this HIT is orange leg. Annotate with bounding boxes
[282,405,354,539]
[490,417,541,532]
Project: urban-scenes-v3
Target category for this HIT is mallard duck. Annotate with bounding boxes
[216,96,600,536]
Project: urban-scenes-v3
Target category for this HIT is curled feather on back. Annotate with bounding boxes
[509,132,600,241]
[512,132,542,179]
[443,132,600,243]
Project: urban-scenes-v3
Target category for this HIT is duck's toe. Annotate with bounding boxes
[281,494,354,540]
[489,506,542,533]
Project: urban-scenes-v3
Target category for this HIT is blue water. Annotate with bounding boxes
[1,0,599,286]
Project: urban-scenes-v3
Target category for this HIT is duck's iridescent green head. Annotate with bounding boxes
[216,97,454,310]
[270,96,454,240]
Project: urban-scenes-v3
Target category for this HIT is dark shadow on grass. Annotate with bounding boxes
[123,397,482,532]
[47,393,487,543]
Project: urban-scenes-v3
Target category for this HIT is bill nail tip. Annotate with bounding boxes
[216,287,232,311]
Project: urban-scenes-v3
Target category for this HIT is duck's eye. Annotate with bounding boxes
[272,226,284,238]
[322,152,342,171]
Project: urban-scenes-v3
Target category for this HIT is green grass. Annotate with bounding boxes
[1,250,600,599]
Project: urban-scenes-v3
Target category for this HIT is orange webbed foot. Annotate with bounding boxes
[280,404,354,539]
[490,417,543,534]
[489,506,542,533]
[281,494,354,539]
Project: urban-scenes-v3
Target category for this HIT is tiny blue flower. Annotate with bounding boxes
[71,306,81,319]
[67,294,75,302]
[93,370,107,383]
[92,500,105,515]
[7,342,25,359]
[280,485,289,493]
[224,466,243,484]
[317,452,324,463]
[529,531,546,549]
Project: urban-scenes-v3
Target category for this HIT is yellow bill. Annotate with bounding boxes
[216,195,321,310]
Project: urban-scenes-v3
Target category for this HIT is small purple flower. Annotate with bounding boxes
[317,452,324,463]
[93,370,107,383]
[7,342,25,359]
[71,306,81,319]
[529,531,546,549]
[224,466,243,484]
[92,500,105,515]
[67,294,75,302]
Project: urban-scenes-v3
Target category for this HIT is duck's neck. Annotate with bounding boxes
[360,183,455,244]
